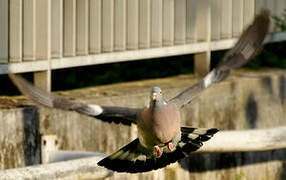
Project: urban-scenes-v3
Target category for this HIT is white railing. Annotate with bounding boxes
[1,0,286,91]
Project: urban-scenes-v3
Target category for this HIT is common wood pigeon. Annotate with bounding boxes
[9,9,269,173]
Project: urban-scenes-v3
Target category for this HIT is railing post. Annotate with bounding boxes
[194,0,211,77]
[34,71,51,92]
[34,0,51,92]
[41,135,59,164]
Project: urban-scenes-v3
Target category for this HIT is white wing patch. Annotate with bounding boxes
[203,70,215,88]
[88,104,103,116]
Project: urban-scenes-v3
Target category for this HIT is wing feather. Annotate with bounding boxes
[98,127,218,173]
[9,73,140,125]
[168,9,270,108]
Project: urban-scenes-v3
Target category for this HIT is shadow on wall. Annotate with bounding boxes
[22,106,41,166]
[180,150,286,179]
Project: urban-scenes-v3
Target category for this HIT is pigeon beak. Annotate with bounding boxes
[152,93,157,101]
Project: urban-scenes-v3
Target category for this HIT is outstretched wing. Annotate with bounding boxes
[9,73,141,126]
[168,9,270,108]
[98,127,218,173]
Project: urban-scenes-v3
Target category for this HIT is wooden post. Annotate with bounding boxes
[9,0,22,63]
[194,0,211,77]
[35,0,51,92]
[23,0,36,61]
[0,0,9,63]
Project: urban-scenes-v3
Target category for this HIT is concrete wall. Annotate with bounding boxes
[1,69,286,179]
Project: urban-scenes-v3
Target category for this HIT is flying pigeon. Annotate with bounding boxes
[9,9,269,173]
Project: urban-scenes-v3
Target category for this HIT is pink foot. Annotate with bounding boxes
[154,145,162,158]
[167,142,175,152]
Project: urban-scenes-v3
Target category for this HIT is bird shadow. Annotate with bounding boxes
[179,150,286,178]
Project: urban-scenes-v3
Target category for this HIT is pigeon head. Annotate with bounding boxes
[150,87,165,108]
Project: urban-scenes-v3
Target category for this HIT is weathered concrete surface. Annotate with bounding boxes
[0,156,113,180]
[1,69,286,179]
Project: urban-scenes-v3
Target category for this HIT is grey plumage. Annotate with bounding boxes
[9,9,270,173]
[169,9,270,108]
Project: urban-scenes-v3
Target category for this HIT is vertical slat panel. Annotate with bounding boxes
[243,0,255,27]
[76,0,89,55]
[9,0,22,63]
[51,0,63,58]
[195,0,211,76]
[211,0,221,40]
[220,0,232,39]
[23,0,36,61]
[186,0,197,43]
[163,0,174,46]
[196,1,210,41]
[102,0,114,52]
[232,0,243,37]
[174,0,186,44]
[35,0,51,91]
[266,1,275,32]
[274,0,286,32]
[114,0,126,51]
[139,0,151,48]
[127,0,139,50]
[36,0,51,59]
[151,0,163,47]
[255,0,266,14]
[89,0,101,54]
[64,0,76,56]
[0,0,9,63]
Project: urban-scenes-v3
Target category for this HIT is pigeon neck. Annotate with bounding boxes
[150,100,165,110]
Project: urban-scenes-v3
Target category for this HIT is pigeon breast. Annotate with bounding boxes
[138,104,181,148]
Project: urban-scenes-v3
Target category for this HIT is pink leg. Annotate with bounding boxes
[154,145,162,158]
[167,142,174,151]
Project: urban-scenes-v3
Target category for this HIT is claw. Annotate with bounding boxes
[167,142,174,152]
[154,145,162,158]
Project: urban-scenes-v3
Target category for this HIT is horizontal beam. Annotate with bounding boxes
[0,154,112,180]
[197,126,286,153]
[0,32,285,75]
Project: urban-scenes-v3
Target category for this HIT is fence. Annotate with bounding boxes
[1,0,286,91]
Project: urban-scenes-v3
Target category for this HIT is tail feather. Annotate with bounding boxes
[98,127,219,173]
